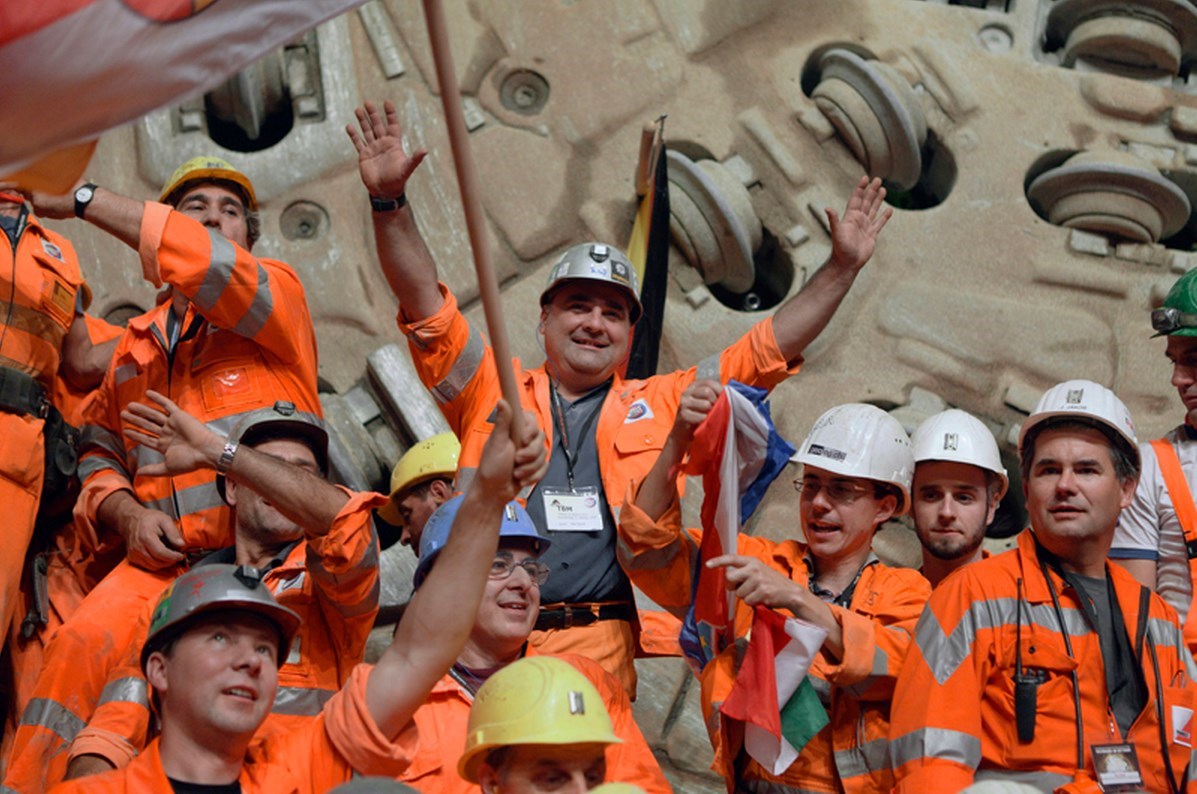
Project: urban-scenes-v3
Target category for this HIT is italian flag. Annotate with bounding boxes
[721,606,830,775]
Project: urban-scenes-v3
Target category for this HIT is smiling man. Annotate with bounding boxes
[1110,267,1197,655]
[396,496,668,793]
[348,99,893,696]
[618,383,931,792]
[890,380,1197,793]
[910,409,1008,587]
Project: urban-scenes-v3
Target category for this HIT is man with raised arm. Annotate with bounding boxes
[347,99,894,695]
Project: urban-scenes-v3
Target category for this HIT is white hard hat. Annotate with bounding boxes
[1017,379,1139,470]
[912,409,1009,499]
[794,403,914,514]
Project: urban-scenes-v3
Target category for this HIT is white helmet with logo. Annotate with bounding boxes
[1017,379,1140,470]
[794,403,914,513]
[912,409,1009,499]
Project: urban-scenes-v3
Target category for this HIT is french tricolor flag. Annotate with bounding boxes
[678,381,794,672]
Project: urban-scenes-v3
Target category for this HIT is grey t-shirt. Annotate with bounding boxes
[525,381,633,605]
[1073,573,1147,739]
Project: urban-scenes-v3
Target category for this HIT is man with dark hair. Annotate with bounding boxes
[891,379,1197,793]
[378,431,459,549]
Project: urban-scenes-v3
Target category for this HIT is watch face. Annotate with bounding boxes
[75,186,94,203]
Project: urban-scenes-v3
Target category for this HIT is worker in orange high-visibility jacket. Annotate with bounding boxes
[619,384,930,794]
[396,495,669,793]
[2,309,121,765]
[45,397,381,786]
[347,98,894,698]
[46,398,548,793]
[891,380,1197,794]
[8,158,319,790]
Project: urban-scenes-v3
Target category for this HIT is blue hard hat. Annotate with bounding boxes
[412,495,550,589]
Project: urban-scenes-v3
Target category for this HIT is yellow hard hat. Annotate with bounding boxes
[458,657,622,783]
[378,432,460,525]
[159,155,258,211]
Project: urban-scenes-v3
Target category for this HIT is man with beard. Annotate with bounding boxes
[910,409,1008,587]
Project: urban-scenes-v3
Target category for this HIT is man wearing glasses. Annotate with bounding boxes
[1110,266,1197,657]
[617,384,931,793]
[396,495,669,794]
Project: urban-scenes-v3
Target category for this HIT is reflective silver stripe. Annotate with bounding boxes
[233,264,273,340]
[810,675,831,703]
[432,327,485,404]
[889,727,982,770]
[271,686,335,716]
[914,598,1092,686]
[834,736,890,781]
[19,698,85,743]
[113,363,138,387]
[194,230,236,311]
[696,352,721,381]
[78,455,127,482]
[145,481,223,519]
[843,643,891,699]
[81,425,125,459]
[616,536,684,572]
[457,466,477,491]
[131,445,165,473]
[974,768,1072,790]
[98,676,149,709]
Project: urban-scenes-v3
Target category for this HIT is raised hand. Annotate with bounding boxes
[121,390,223,477]
[346,100,428,199]
[825,176,893,273]
[670,379,723,450]
[475,400,548,503]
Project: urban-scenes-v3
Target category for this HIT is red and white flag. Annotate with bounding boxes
[1,0,366,185]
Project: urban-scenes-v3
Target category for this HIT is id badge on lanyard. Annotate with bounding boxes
[542,486,604,532]
[1091,742,1143,791]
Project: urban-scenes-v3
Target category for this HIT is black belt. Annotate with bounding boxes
[535,602,633,631]
[0,366,47,418]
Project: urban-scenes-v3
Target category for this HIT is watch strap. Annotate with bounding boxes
[216,441,239,475]
[370,193,407,213]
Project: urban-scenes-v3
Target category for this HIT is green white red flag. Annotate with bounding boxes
[721,605,829,774]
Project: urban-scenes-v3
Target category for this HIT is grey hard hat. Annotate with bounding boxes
[140,563,301,670]
[216,400,329,503]
[539,242,642,324]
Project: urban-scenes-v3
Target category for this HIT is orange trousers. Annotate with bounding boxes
[0,414,45,646]
[3,559,174,793]
[529,617,638,700]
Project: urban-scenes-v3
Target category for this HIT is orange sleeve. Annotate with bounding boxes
[615,484,702,620]
[320,664,421,778]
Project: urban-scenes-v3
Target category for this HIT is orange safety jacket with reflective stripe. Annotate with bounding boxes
[76,202,320,553]
[67,490,386,770]
[399,650,671,793]
[47,665,420,793]
[617,496,930,793]
[890,528,1197,794]
[1148,438,1197,658]
[0,209,84,388]
[398,284,799,518]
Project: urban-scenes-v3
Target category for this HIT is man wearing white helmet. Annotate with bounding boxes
[891,380,1197,794]
[348,99,894,696]
[618,382,931,792]
[910,409,1008,587]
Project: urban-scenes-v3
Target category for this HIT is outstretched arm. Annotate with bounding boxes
[121,391,347,534]
[15,181,146,252]
[347,99,443,321]
[365,400,548,738]
[771,176,893,364]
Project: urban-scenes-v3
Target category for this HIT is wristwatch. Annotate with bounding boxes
[73,183,98,219]
[370,193,407,213]
[216,440,239,475]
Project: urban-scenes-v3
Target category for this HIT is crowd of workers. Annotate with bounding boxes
[0,95,1195,793]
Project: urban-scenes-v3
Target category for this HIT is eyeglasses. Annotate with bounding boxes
[792,478,872,504]
[489,557,550,585]
[1152,307,1197,334]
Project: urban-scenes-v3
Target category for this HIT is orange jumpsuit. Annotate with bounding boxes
[4,490,380,792]
[618,496,930,793]
[46,665,420,793]
[399,284,798,694]
[890,529,1197,794]
[5,202,320,791]
[0,208,86,648]
[398,651,670,793]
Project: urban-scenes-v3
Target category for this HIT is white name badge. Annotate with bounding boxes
[542,487,604,532]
